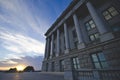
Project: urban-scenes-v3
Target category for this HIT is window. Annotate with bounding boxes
[74,41,78,48]
[89,33,100,41]
[91,52,108,69]
[51,62,55,72]
[46,63,48,71]
[72,57,80,70]
[103,6,119,20]
[85,20,96,31]
[72,29,77,38]
[60,60,65,72]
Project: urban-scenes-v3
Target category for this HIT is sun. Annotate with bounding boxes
[16,65,25,71]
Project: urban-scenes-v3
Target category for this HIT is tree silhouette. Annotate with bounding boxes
[7,68,17,72]
[23,66,34,72]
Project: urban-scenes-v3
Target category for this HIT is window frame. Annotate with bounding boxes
[85,19,96,31]
[102,6,119,21]
[72,57,80,70]
[89,33,100,41]
[91,52,108,69]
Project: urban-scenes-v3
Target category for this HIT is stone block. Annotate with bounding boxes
[64,71,74,80]
[77,42,85,49]
[100,32,114,42]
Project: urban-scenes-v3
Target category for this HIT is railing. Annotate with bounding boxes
[76,69,120,80]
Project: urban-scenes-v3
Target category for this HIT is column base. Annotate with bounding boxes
[56,53,59,57]
[100,32,114,42]
[64,49,70,54]
[77,42,85,49]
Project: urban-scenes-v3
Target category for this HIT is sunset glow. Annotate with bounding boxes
[0,67,10,70]
[16,65,25,71]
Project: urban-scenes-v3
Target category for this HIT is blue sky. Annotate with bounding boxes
[0,0,72,70]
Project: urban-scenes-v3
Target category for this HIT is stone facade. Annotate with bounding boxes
[42,0,120,74]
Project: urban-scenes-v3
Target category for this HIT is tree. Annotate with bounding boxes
[23,66,34,72]
[8,68,17,72]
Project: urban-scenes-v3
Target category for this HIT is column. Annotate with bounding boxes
[50,34,54,59]
[46,38,50,59]
[56,29,60,56]
[73,13,85,49]
[44,38,48,60]
[86,1,114,42]
[64,22,70,54]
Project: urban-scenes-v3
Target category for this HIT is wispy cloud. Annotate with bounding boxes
[0,29,45,69]
[0,0,49,37]
[0,30,45,56]
[1,60,18,65]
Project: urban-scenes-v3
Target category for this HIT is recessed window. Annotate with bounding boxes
[85,20,96,31]
[89,33,100,41]
[72,57,80,70]
[60,60,65,72]
[72,29,77,38]
[46,63,48,71]
[91,52,108,69]
[74,41,78,48]
[103,6,119,20]
[51,62,55,72]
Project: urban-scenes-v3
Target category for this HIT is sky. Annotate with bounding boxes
[0,0,72,70]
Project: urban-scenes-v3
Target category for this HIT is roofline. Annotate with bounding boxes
[45,0,79,36]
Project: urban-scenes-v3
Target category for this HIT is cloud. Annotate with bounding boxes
[1,60,18,65]
[0,30,45,56]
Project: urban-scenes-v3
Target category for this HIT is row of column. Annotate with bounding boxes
[44,1,114,60]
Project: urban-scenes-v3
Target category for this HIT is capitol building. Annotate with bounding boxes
[42,0,120,80]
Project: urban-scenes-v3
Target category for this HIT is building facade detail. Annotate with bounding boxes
[42,0,120,80]
[86,1,114,42]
